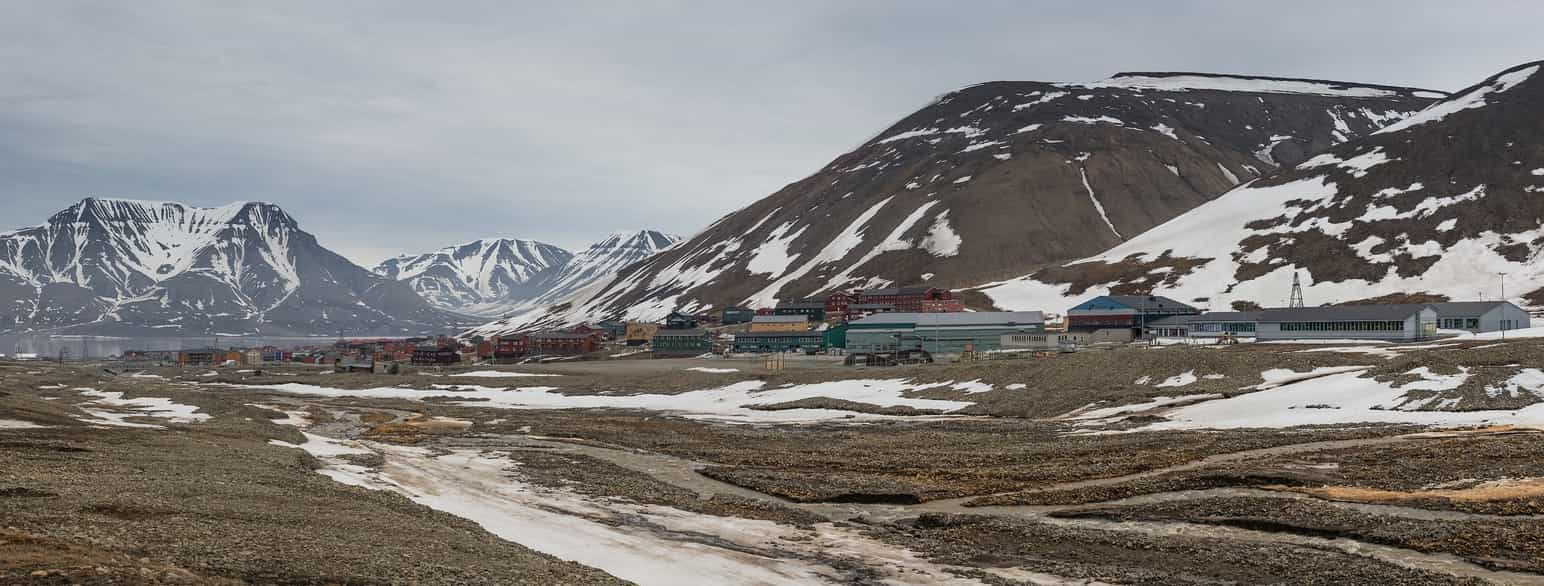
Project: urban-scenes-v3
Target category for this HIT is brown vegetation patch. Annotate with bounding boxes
[1034,251,1210,296]
[1275,477,1544,504]
[1336,291,1451,305]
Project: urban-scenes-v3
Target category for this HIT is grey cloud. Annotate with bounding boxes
[0,0,1540,263]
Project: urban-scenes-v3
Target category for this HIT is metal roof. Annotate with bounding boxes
[736,330,825,338]
[861,286,936,297]
[1102,295,1199,312]
[851,311,1045,327]
[753,315,810,323]
[1145,311,1262,327]
[1257,304,1432,322]
[775,303,825,310]
[1426,301,1516,315]
[653,329,708,337]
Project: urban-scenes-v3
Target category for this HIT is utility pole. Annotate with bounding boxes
[1500,272,1508,340]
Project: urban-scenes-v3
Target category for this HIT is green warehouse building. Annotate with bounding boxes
[846,311,1046,356]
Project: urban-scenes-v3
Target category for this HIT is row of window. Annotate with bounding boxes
[1195,322,1257,333]
[1278,321,1405,332]
[1440,318,1482,329]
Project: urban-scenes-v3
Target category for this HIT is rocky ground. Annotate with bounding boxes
[4,339,1544,584]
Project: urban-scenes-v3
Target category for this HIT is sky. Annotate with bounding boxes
[1,1,1542,265]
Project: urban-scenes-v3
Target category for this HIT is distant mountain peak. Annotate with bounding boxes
[0,198,465,336]
[381,230,681,321]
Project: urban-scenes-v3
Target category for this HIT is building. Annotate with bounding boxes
[625,322,659,346]
[1428,301,1530,333]
[858,286,963,313]
[846,312,1046,356]
[1066,295,1201,342]
[824,291,856,319]
[178,348,220,366]
[411,347,461,366]
[596,320,628,340]
[844,303,898,321]
[529,332,598,356]
[774,300,827,321]
[824,324,849,349]
[493,336,528,362]
[664,311,699,330]
[749,315,810,333]
[1255,304,1437,342]
[733,330,827,354]
[652,329,711,357]
[1145,312,1262,339]
[720,307,755,325]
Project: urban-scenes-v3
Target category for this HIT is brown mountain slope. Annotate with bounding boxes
[978,60,1544,313]
[502,73,1445,328]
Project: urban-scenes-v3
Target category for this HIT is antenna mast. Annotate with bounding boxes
[1288,272,1305,308]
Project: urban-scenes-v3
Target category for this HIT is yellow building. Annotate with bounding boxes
[749,315,810,333]
[625,322,660,346]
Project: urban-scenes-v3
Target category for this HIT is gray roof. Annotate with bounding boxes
[653,329,709,338]
[736,330,825,339]
[775,301,826,309]
[1427,301,1516,315]
[753,315,809,323]
[1104,295,1199,312]
[861,286,936,297]
[1258,304,1432,322]
[1146,311,1262,327]
[851,311,1045,327]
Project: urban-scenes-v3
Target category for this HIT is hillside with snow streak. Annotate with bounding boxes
[0,198,470,335]
[499,72,1441,328]
[981,60,1544,314]
[374,238,573,316]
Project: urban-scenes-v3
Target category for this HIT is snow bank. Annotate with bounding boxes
[1149,368,1544,430]
[232,379,976,424]
[75,388,210,427]
[434,370,562,378]
[276,439,989,586]
[685,367,740,374]
[0,418,46,429]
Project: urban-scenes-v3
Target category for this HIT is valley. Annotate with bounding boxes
[8,338,1544,584]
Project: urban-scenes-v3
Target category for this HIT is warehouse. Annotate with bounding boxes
[749,315,810,332]
[652,329,711,357]
[1066,295,1200,342]
[1144,312,1261,339]
[1255,304,1437,342]
[732,331,827,354]
[1428,301,1531,333]
[846,312,1045,356]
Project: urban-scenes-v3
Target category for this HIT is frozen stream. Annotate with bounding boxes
[270,410,1544,586]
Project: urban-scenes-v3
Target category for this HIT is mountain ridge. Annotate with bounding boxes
[492,69,1444,329]
[0,198,471,336]
[978,59,1544,314]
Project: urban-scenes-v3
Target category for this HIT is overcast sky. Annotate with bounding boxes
[2,1,1541,265]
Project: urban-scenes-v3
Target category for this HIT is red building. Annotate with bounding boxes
[824,291,855,317]
[858,286,963,313]
[529,332,598,356]
[493,336,529,362]
[411,347,461,366]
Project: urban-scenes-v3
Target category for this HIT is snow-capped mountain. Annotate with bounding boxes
[980,60,1544,313]
[508,72,1444,327]
[0,198,472,335]
[373,238,573,315]
[460,230,682,336]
